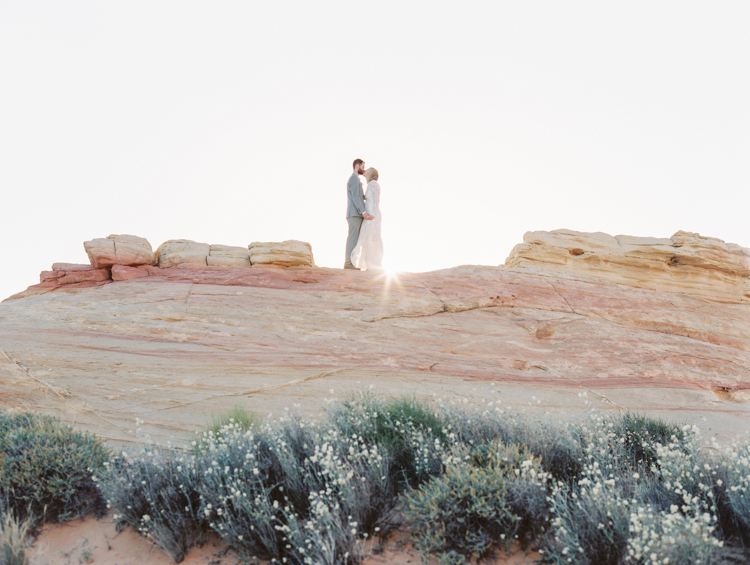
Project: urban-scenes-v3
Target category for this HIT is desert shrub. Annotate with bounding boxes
[611,412,686,473]
[509,423,582,484]
[402,442,549,564]
[0,512,31,565]
[96,449,206,563]
[708,442,750,547]
[0,413,108,524]
[451,409,584,484]
[200,414,396,564]
[542,413,634,565]
[636,429,716,515]
[330,394,447,488]
[99,395,750,564]
[545,479,631,565]
[194,406,260,453]
[541,417,742,565]
[626,502,724,565]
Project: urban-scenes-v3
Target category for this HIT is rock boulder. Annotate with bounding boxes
[248,240,315,267]
[84,235,156,268]
[156,240,210,268]
[207,245,251,267]
[156,241,254,269]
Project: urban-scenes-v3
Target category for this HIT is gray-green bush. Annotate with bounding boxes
[96,396,750,564]
[402,442,549,564]
[95,451,205,563]
[0,413,109,525]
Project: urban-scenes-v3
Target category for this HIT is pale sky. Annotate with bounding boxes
[1,2,748,300]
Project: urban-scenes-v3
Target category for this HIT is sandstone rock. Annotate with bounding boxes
[58,269,111,285]
[2,259,749,447]
[156,240,210,268]
[156,241,252,269]
[52,263,95,271]
[248,240,315,267]
[207,244,251,267]
[5,230,750,447]
[83,235,156,269]
[41,265,110,285]
[504,229,750,303]
[111,265,151,281]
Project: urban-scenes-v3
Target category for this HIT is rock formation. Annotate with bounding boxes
[207,245,252,268]
[10,235,314,299]
[40,264,111,286]
[155,241,254,268]
[156,240,211,268]
[84,234,156,269]
[249,240,315,267]
[1,229,749,447]
[505,229,750,303]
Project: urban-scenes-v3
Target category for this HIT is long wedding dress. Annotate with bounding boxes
[351,180,384,271]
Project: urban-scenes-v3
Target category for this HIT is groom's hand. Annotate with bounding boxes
[363,213,374,220]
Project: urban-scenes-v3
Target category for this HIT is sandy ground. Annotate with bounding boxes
[29,516,540,565]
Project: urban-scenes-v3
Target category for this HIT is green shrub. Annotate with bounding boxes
[0,413,109,524]
[402,442,548,564]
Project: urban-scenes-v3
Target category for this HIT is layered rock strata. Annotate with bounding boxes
[2,260,750,446]
[2,229,749,447]
[37,263,111,289]
[505,230,750,303]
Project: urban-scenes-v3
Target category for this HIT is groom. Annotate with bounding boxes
[344,158,373,270]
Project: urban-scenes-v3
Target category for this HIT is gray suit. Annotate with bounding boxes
[345,172,367,266]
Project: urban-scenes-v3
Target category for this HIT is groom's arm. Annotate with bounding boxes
[348,176,367,216]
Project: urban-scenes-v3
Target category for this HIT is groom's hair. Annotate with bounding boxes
[352,158,364,169]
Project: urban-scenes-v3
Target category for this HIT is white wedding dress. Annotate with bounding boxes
[351,180,384,271]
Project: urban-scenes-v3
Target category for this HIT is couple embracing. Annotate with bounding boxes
[344,158,383,271]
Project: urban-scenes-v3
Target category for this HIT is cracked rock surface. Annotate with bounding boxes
[1,264,749,446]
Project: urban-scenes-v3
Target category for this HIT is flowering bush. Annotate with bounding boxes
[198,414,394,564]
[626,502,722,564]
[95,450,206,563]
[96,396,750,565]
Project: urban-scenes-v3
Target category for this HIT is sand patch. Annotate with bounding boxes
[29,515,540,565]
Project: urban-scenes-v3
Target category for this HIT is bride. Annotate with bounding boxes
[351,167,383,271]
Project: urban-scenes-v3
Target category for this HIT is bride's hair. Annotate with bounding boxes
[364,167,379,182]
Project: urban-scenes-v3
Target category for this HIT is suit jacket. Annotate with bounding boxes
[346,172,366,218]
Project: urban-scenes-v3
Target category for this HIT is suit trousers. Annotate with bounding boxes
[345,216,363,266]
